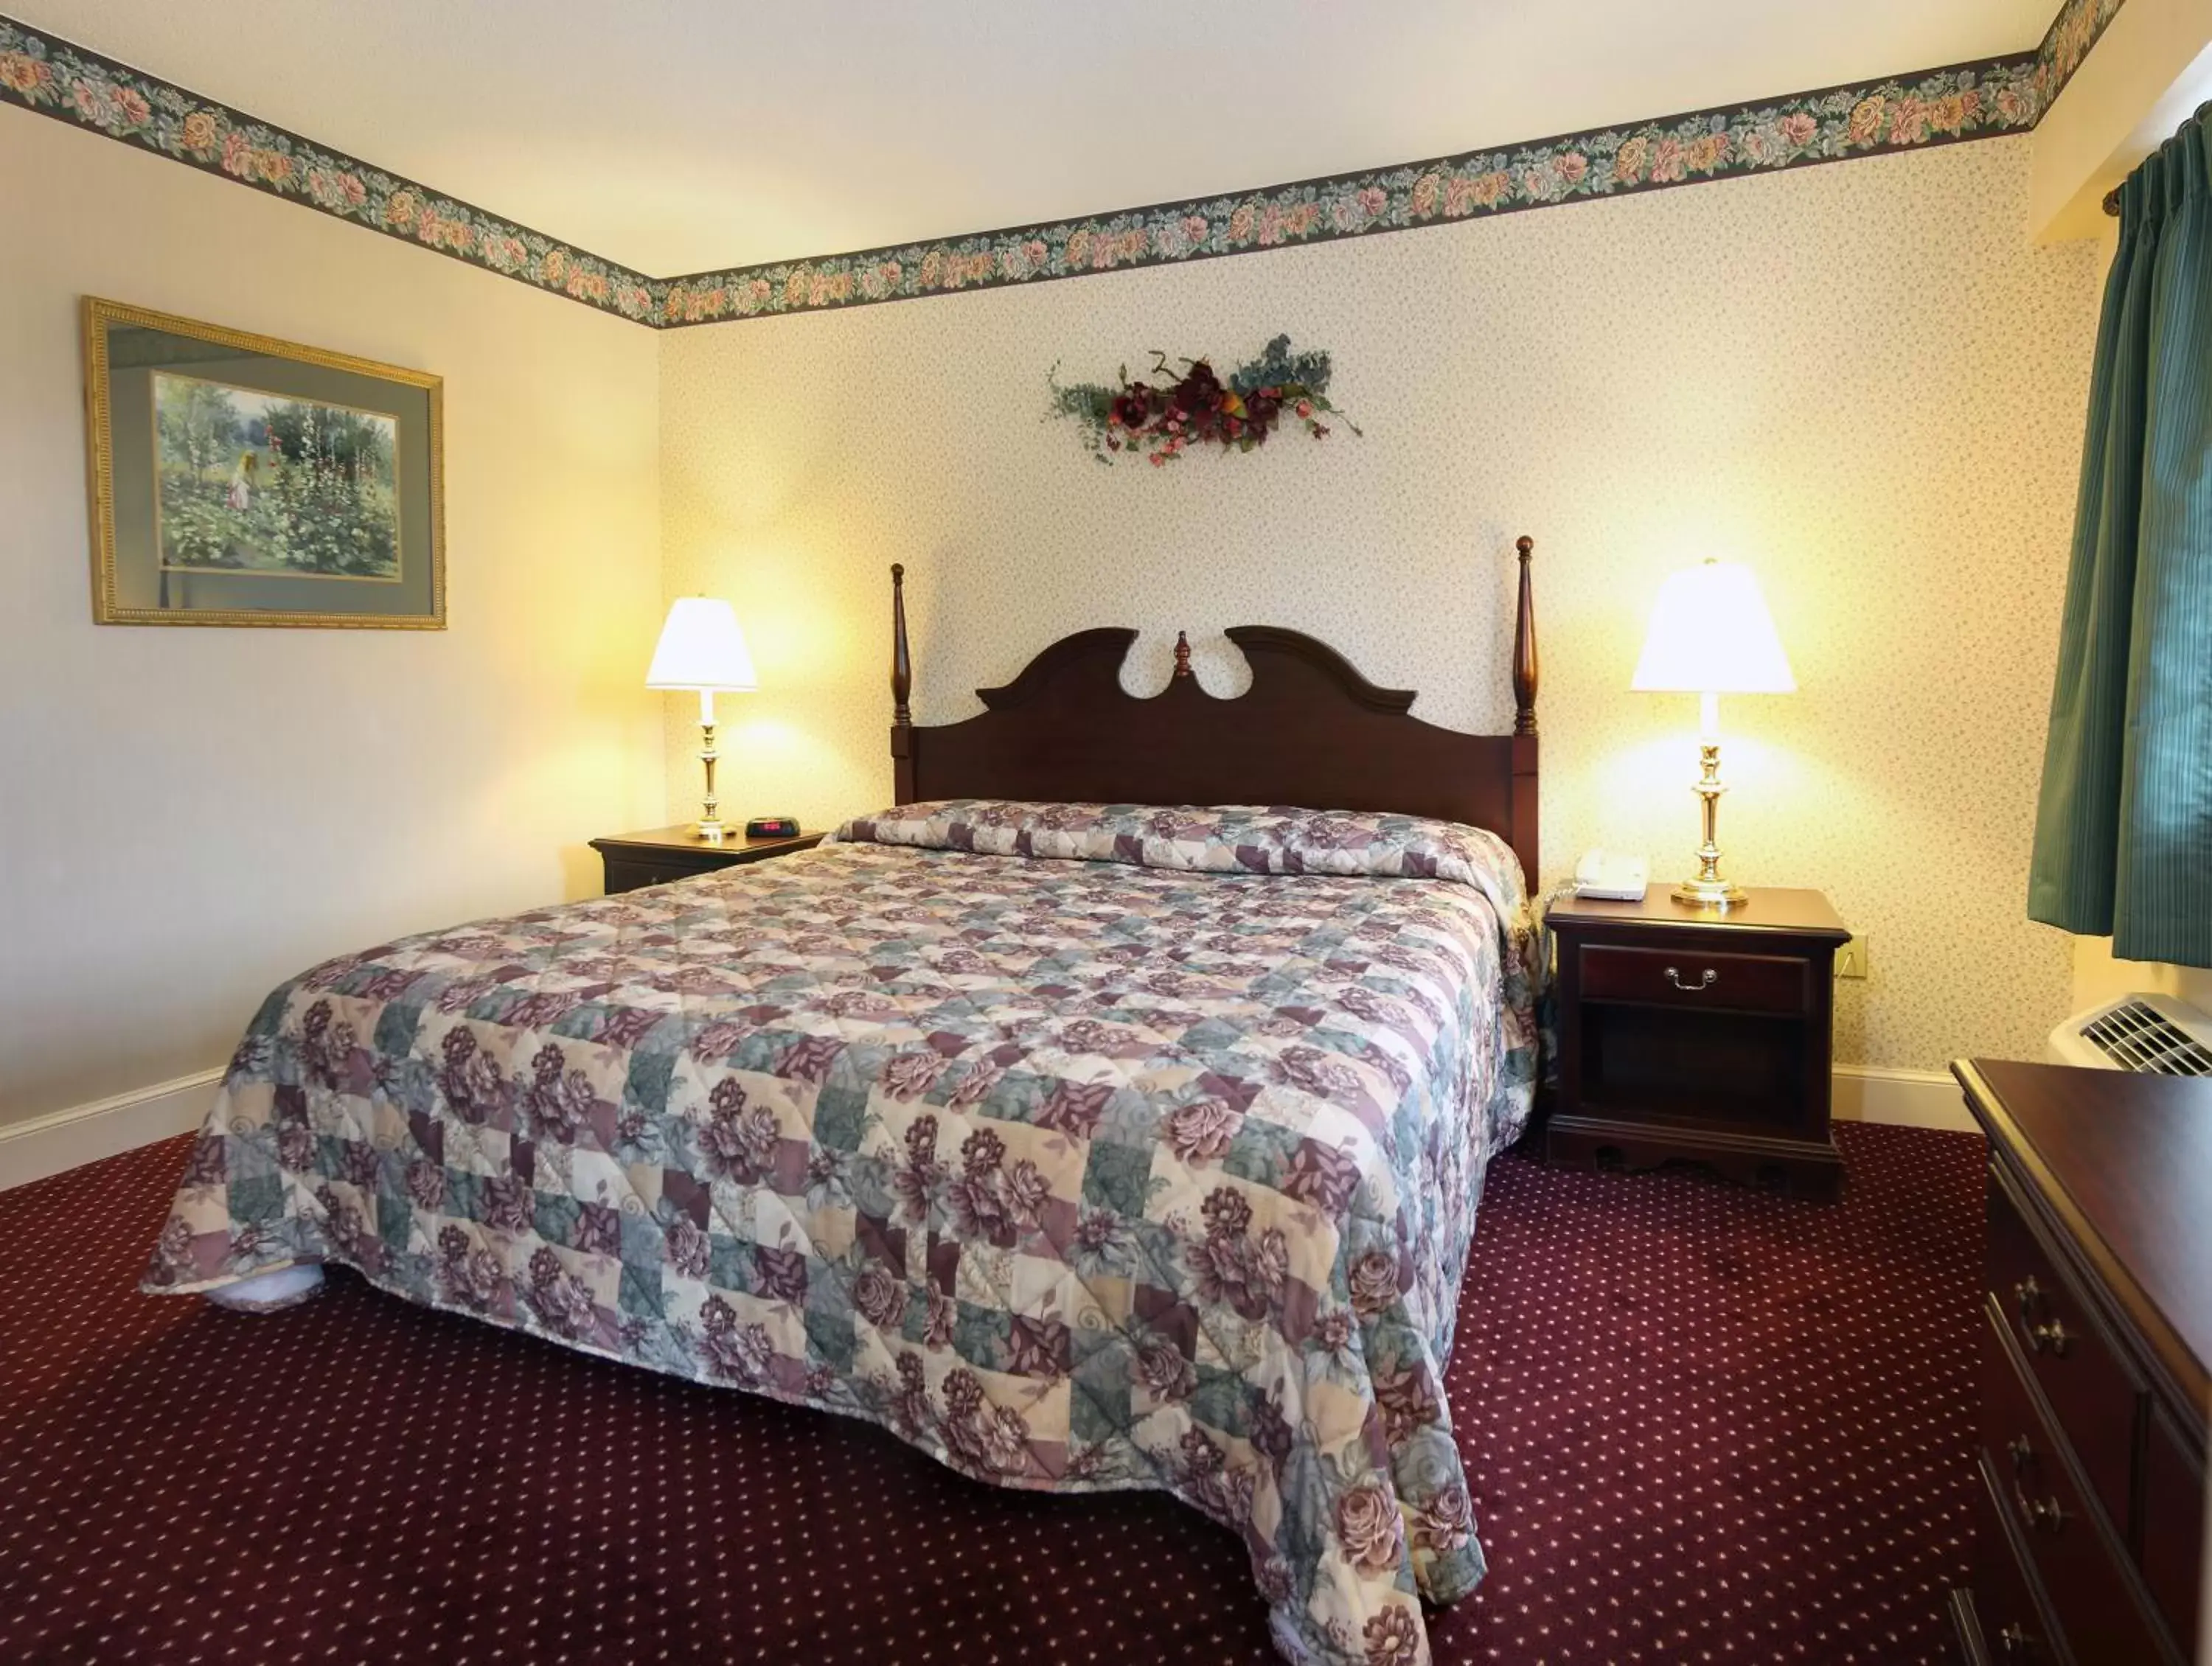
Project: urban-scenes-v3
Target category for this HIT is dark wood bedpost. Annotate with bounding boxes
[1512,535,1538,736]
[1509,535,1540,890]
[890,563,916,805]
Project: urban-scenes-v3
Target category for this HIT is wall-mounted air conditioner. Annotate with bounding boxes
[2047,994,2212,1076]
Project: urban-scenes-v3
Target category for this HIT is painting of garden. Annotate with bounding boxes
[153,372,400,579]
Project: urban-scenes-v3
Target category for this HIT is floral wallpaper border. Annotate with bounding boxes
[660,57,2042,327]
[0,0,2126,331]
[0,13,661,324]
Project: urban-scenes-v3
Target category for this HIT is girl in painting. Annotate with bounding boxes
[226,450,257,512]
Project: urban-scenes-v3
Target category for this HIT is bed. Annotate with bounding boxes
[146,544,1544,1666]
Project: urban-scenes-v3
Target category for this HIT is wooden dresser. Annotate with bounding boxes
[1950,1059,2208,1666]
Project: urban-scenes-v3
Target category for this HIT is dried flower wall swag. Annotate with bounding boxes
[1049,335,1359,465]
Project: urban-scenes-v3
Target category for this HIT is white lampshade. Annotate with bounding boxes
[1630,560,1795,694]
[647,597,757,691]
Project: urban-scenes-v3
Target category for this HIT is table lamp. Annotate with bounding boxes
[647,596,757,843]
[1631,559,1795,907]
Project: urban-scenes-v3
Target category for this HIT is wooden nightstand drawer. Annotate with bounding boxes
[1987,1165,2143,1534]
[1980,1301,2172,1665]
[1577,942,1808,1015]
[601,858,691,894]
[591,826,826,896]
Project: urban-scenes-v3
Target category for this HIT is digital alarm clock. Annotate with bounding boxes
[745,816,801,840]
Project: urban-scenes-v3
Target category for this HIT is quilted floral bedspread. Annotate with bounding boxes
[147,801,1538,1666]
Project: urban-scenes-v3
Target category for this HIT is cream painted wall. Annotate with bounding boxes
[2030,0,2212,240]
[2071,935,2212,1014]
[661,136,2106,1073]
[0,113,665,1126]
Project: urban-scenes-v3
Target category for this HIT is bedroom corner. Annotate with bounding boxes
[6,2,2209,1662]
[0,114,666,1156]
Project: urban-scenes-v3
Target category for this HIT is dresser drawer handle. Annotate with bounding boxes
[1997,1622,2037,1656]
[2011,1481,2067,1535]
[2011,1278,2073,1356]
[2006,1434,2034,1473]
[1663,966,1717,991]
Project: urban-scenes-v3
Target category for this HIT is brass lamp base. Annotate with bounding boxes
[1673,734,1747,910]
[693,702,726,843]
[1672,875,1747,908]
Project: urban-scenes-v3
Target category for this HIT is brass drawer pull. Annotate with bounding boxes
[1663,966,1717,991]
[2012,1481,2067,1535]
[2012,1278,2072,1356]
[2006,1435,2034,1473]
[1997,1621,2037,1656]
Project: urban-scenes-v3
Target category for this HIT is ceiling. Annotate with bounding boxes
[17,0,2059,276]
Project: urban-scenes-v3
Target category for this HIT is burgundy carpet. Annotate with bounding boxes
[1,1122,1980,1665]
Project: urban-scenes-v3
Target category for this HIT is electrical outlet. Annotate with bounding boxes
[1834,935,1870,980]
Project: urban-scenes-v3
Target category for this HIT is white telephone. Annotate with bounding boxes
[1574,848,1649,902]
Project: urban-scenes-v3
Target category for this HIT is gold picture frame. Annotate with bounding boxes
[83,297,445,627]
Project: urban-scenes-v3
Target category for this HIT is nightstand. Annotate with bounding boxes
[588,825,825,895]
[1545,888,1850,1199]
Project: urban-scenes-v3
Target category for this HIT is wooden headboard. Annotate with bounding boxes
[888,539,1540,887]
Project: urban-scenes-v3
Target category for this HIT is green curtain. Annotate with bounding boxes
[2028,108,2212,968]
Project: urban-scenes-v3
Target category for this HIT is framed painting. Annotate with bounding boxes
[83,297,444,627]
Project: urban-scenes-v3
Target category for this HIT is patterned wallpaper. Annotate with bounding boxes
[661,136,2105,1072]
[1,0,2125,328]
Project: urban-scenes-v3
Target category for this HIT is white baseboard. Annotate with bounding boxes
[1831,1063,1978,1134]
[0,1068,222,1193]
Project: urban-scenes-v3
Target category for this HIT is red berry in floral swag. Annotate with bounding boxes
[1048,334,1360,465]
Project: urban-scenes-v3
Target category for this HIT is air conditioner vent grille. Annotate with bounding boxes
[2079,999,2212,1076]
